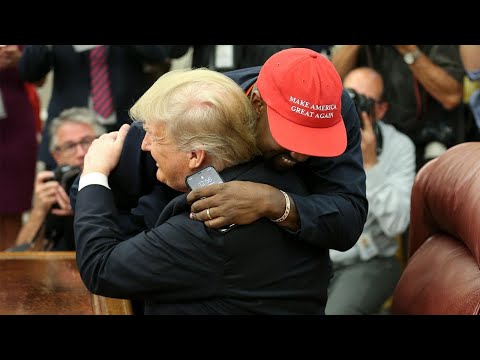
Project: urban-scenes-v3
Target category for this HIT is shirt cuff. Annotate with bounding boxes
[79,172,110,191]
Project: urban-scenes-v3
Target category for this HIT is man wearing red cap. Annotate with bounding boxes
[187,48,367,253]
[255,48,347,157]
[71,47,367,256]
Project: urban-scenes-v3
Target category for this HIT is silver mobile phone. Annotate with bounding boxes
[185,166,224,190]
[185,166,236,233]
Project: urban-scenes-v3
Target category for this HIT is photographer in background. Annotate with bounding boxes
[331,45,464,171]
[15,107,105,251]
[326,67,416,315]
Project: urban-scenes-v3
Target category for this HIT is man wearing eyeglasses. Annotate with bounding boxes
[15,107,105,251]
[327,67,415,314]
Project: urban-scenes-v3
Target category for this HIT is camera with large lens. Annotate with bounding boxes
[45,165,81,211]
[345,87,383,155]
[52,165,81,193]
[346,88,375,127]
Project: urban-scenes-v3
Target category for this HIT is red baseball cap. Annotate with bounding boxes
[257,48,346,157]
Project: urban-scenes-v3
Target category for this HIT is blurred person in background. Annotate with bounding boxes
[186,45,331,71]
[326,67,415,315]
[15,107,105,251]
[186,45,294,71]
[19,45,188,170]
[0,45,38,250]
[331,45,464,171]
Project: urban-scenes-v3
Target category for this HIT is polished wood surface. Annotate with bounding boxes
[0,251,132,315]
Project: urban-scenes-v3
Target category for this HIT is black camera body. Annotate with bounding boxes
[52,165,81,192]
[346,88,375,126]
[346,87,383,156]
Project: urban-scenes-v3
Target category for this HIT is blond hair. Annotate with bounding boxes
[129,68,260,168]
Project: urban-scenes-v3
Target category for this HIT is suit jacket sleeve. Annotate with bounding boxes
[18,45,54,82]
[69,171,152,236]
[74,185,221,301]
[288,91,368,251]
[69,121,153,215]
[108,121,159,210]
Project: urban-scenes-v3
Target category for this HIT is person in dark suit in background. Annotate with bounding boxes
[74,68,331,314]
[19,45,189,170]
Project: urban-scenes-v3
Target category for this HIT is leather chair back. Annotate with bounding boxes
[391,142,480,315]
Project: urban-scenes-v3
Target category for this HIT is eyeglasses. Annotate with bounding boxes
[55,136,96,156]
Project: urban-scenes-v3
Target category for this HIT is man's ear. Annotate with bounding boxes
[188,149,206,170]
[250,90,265,116]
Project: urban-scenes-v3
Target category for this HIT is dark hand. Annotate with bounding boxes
[186,181,274,229]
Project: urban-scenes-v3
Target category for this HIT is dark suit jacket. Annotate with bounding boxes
[19,45,179,169]
[75,158,330,315]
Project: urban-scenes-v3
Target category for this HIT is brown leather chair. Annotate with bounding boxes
[391,142,480,315]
